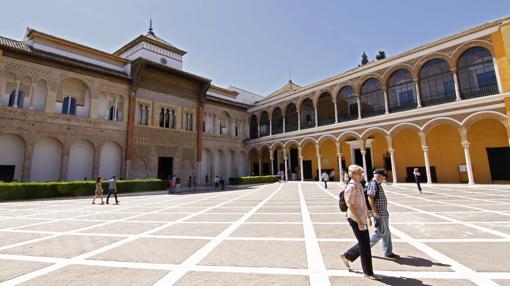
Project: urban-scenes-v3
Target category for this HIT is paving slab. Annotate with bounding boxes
[0,259,51,282]
[175,272,309,286]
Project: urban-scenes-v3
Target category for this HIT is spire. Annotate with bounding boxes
[148,17,155,36]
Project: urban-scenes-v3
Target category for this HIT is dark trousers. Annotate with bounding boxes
[415,176,422,191]
[106,189,118,203]
[344,218,374,275]
[324,180,328,188]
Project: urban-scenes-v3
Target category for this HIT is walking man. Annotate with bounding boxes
[106,176,119,205]
[367,168,400,259]
[321,170,329,189]
[413,168,422,194]
[214,176,219,191]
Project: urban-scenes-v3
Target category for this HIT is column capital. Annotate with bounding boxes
[336,152,342,157]
[283,157,288,161]
[461,141,470,149]
[299,156,304,160]
[421,145,429,152]
[360,150,366,155]
[388,148,394,154]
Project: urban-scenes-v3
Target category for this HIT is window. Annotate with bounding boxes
[259,111,270,136]
[317,93,335,126]
[285,103,298,132]
[62,96,76,115]
[419,59,456,106]
[8,90,24,108]
[387,69,417,112]
[109,106,118,121]
[184,113,194,131]
[337,86,358,122]
[300,98,315,129]
[360,78,385,118]
[457,47,498,99]
[249,115,258,139]
[271,108,283,135]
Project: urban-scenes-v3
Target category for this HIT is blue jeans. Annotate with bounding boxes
[370,215,393,256]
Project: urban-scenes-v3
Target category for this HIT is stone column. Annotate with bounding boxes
[269,117,272,136]
[104,94,109,119]
[360,149,368,182]
[333,100,338,123]
[452,68,461,101]
[13,80,20,108]
[315,143,322,181]
[383,88,389,114]
[414,79,422,108]
[422,145,432,184]
[336,141,343,183]
[297,111,301,130]
[282,115,286,133]
[258,156,262,176]
[28,83,35,109]
[493,57,503,92]
[357,96,362,119]
[388,148,397,184]
[270,152,274,175]
[298,147,304,182]
[283,148,288,181]
[114,95,119,121]
[314,106,318,127]
[462,141,475,185]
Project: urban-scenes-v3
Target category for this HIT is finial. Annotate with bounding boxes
[148,17,155,35]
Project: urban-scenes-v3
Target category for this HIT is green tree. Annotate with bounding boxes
[361,52,369,65]
[376,50,386,60]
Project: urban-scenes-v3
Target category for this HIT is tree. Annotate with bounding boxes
[361,52,369,65]
[376,50,386,60]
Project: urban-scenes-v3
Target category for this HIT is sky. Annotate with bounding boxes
[1,0,509,95]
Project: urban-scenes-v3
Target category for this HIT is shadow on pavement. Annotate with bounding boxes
[374,255,451,268]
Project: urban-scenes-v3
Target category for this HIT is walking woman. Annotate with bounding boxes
[92,177,104,205]
[413,168,422,194]
[340,165,379,280]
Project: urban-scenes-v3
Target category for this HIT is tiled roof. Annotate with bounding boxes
[0,36,130,79]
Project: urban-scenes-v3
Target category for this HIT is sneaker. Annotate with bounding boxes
[340,254,351,270]
[364,274,381,280]
[385,253,400,259]
[106,202,109,204]
[92,202,95,204]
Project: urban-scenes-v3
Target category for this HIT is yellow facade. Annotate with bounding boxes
[393,130,423,182]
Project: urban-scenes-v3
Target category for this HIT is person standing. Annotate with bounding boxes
[214,176,219,191]
[340,165,378,280]
[367,168,400,259]
[413,168,422,194]
[168,175,176,194]
[92,177,104,205]
[188,176,192,189]
[205,174,209,186]
[321,170,329,188]
[220,175,225,190]
[193,175,196,190]
[106,176,119,205]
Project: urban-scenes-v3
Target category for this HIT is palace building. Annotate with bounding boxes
[1,17,510,184]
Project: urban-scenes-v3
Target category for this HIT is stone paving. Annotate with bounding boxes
[0,182,509,285]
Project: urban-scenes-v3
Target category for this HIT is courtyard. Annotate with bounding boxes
[0,182,509,286]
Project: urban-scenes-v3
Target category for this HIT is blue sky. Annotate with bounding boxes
[1,0,509,95]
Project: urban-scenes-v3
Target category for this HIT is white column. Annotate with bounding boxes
[383,89,389,114]
[114,96,119,121]
[360,149,368,181]
[269,118,272,136]
[333,100,338,123]
[422,146,432,184]
[452,69,461,101]
[414,80,422,108]
[314,106,318,127]
[297,111,301,130]
[104,94,109,120]
[357,96,362,119]
[462,141,475,185]
[298,147,304,182]
[493,57,503,93]
[316,143,322,181]
[388,148,397,184]
[13,80,20,108]
[283,116,286,133]
[284,148,289,181]
[257,121,260,137]
[270,152,274,175]
[336,142,343,183]
[29,83,35,110]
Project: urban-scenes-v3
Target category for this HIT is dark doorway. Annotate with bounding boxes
[253,163,259,176]
[273,150,278,175]
[354,148,373,180]
[290,148,298,174]
[0,165,15,182]
[262,163,270,175]
[157,157,173,180]
[303,160,313,180]
[487,147,510,181]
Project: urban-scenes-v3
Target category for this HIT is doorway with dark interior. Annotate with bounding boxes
[158,157,173,180]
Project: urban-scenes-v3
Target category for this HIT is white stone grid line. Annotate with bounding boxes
[317,181,507,285]
[0,183,509,285]
[0,187,266,286]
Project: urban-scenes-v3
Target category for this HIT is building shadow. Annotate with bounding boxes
[374,255,450,268]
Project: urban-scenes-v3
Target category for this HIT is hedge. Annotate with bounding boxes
[229,175,279,185]
[0,179,166,201]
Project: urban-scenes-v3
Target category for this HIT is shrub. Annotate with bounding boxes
[0,179,166,201]
[229,175,279,185]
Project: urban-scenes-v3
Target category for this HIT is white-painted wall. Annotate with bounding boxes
[32,80,47,111]
[0,134,25,181]
[67,140,94,181]
[238,152,246,177]
[124,47,183,70]
[98,142,121,179]
[30,138,62,182]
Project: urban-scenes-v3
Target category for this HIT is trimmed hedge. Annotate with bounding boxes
[0,179,166,201]
[229,175,279,185]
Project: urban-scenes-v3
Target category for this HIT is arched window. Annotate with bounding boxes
[259,111,270,137]
[300,98,315,129]
[419,59,455,106]
[249,115,258,139]
[8,90,24,108]
[317,93,335,126]
[336,86,358,122]
[271,108,283,135]
[360,78,385,118]
[387,69,417,112]
[62,96,76,115]
[285,103,298,132]
[109,106,118,121]
[457,47,498,99]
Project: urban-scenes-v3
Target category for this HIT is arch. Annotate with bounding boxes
[98,141,122,179]
[451,40,494,62]
[418,58,456,107]
[317,92,335,126]
[0,134,25,181]
[336,85,358,122]
[300,138,318,180]
[284,139,300,148]
[271,107,283,135]
[30,137,62,182]
[300,98,315,129]
[360,78,385,118]
[388,122,422,136]
[249,114,258,139]
[67,139,94,181]
[270,141,285,150]
[259,146,271,175]
[284,103,298,132]
[382,63,416,83]
[414,53,453,76]
[318,134,338,146]
[354,73,384,94]
[57,77,90,117]
[360,127,390,140]
[299,137,318,147]
[248,147,260,176]
[456,46,499,100]
[461,111,508,130]
[422,117,462,134]
[387,69,417,113]
[259,111,270,137]
[337,131,362,143]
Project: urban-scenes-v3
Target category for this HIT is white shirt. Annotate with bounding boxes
[321,172,329,181]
